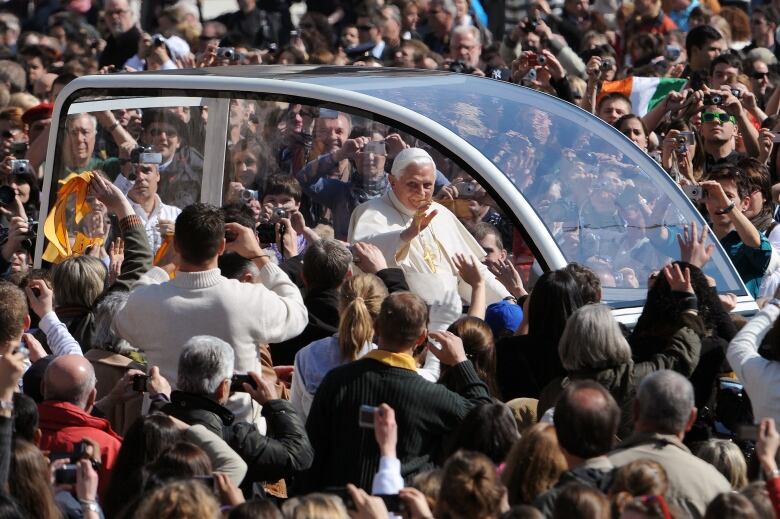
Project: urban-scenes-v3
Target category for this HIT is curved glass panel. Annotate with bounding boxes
[305,74,746,303]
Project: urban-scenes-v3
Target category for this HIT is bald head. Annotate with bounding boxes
[44,355,97,410]
[554,380,620,459]
[34,73,56,101]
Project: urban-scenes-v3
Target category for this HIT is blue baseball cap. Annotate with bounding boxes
[485,300,523,337]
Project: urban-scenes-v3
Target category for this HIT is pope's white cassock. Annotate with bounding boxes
[348,189,511,332]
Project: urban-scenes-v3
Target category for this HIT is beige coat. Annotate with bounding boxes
[608,432,732,518]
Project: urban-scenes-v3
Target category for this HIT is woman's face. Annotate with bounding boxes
[232,148,259,186]
[620,118,648,151]
[10,178,31,204]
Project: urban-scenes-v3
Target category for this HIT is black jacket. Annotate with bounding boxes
[534,459,615,517]
[159,391,313,487]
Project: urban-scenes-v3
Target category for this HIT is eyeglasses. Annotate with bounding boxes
[357,25,374,31]
[150,127,178,138]
[701,112,736,124]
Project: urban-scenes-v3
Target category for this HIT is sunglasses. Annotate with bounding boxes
[752,71,769,79]
[150,127,178,138]
[357,25,374,31]
[701,112,735,124]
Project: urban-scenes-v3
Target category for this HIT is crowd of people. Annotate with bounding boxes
[5,0,780,518]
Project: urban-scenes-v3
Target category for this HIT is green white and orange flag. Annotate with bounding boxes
[599,76,688,117]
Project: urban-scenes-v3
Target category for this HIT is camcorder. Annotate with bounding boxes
[130,146,162,165]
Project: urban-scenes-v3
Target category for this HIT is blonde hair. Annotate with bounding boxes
[134,480,220,519]
[338,273,388,360]
[8,92,38,112]
[281,493,349,519]
[53,255,107,308]
[695,439,748,490]
[502,423,567,505]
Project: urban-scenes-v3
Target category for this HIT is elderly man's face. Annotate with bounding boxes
[450,31,481,67]
[315,115,349,154]
[104,0,133,36]
[67,115,96,165]
[389,162,436,211]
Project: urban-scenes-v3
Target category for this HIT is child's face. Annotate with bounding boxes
[261,193,300,220]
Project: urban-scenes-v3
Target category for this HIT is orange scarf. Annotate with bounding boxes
[42,171,104,263]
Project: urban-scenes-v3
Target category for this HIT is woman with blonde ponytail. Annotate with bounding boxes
[291,273,388,419]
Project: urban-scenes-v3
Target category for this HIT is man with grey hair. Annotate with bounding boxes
[424,0,456,54]
[349,147,510,332]
[608,370,731,517]
[38,355,123,495]
[99,0,142,69]
[158,336,313,488]
[449,25,484,74]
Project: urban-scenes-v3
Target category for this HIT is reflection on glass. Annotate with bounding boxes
[339,77,745,299]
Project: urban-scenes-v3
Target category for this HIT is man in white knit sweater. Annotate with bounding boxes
[114,203,308,423]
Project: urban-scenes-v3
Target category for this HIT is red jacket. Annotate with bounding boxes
[37,401,123,497]
[767,476,780,518]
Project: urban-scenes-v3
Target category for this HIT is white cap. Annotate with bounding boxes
[391,147,435,177]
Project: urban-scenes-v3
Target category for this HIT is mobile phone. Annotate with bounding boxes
[736,424,759,441]
[132,374,148,392]
[54,464,78,485]
[427,337,442,351]
[358,404,377,428]
[319,108,339,119]
[229,374,257,393]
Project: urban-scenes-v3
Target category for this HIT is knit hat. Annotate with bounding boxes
[484,300,523,337]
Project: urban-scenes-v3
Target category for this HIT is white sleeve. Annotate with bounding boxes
[130,266,170,289]
[39,312,83,357]
[371,456,404,495]
[183,424,248,486]
[727,304,780,389]
[252,263,308,343]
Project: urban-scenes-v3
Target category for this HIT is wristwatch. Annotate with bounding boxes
[79,500,102,513]
[715,202,736,215]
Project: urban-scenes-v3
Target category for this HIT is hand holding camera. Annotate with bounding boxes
[242,371,278,405]
[224,222,264,261]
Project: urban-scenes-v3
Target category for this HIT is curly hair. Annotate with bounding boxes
[135,479,220,519]
[436,450,507,519]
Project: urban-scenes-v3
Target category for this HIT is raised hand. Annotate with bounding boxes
[677,222,714,268]
[427,330,467,365]
[453,253,482,287]
[373,403,397,458]
[108,237,125,286]
[663,263,693,294]
[351,242,388,273]
[485,258,526,297]
[25,279,54,318]
[400,202,437,243]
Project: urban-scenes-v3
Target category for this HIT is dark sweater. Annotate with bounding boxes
[303,358,491,491]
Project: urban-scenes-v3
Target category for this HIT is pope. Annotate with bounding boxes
[348,147,511,331]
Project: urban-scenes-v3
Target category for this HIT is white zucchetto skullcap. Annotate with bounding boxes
[391,147,435,177]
